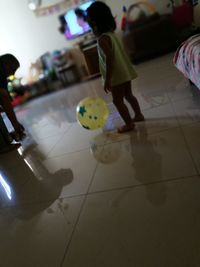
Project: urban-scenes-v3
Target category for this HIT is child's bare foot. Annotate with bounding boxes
[132,114,145,122]
[118,123,135,134]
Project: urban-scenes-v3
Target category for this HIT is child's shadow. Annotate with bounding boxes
[0,140,73,220]
[129,124,167,206]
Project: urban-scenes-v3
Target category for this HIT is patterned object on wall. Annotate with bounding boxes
[33,0,69,16]
[33,0,85,17]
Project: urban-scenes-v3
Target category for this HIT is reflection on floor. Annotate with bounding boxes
[1,54,200,267]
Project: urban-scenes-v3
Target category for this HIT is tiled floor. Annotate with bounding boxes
[1,54,200,267]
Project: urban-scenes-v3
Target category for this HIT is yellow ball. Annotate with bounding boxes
[76,97,109,130]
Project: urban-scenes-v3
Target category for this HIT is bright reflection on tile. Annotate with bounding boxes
[23,158,34,173]
[0,173,12,200]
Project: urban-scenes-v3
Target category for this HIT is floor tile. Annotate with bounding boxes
[172,94,200,126]
[102,102,179,144]
[167,78,193,102]
[0,147,90,207]
[142,103,179,135]
[63,177,200,267]
[0,196,83,267]
[0,149,58,207]
[23,134,62,157]
[134,87,170,111]
[44,149,97,198]
[48,123,106,157]
[29,119,71,140]
[0,53,196,267]
[89,127,196,192]
[182,122,200,173]
[134,54,184,93]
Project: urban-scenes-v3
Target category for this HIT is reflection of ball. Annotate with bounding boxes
[76,97,109,130]
[90,139,121,164]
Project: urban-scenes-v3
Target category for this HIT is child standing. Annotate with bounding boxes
[87,1,144,133]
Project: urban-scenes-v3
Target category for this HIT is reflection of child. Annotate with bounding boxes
[75,8,89,32]
[87,2,144,133]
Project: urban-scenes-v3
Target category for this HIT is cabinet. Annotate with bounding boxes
[81,44,100,77]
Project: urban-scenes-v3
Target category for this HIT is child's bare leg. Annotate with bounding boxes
[124,81,144,122]
[112,85,134,133]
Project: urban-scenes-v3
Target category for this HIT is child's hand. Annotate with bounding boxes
[13,122,26,141]
[104,79,112,93]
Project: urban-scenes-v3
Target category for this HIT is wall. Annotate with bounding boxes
[0,0,71,77]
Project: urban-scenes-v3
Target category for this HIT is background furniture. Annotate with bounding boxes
[123,14,178,63]
[122,1,197,64]
[80,41,100,78]
[52,49,80,86]
[55,64,80,86]
[174,34,200,90]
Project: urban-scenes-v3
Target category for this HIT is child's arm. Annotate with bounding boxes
[0,87,25,139]
[99,35,113,93]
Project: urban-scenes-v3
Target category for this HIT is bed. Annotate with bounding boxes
[174,34,200,89]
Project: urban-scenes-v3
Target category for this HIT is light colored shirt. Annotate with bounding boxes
[97,32,138,86]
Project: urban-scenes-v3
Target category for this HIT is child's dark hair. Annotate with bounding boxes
[0,54,20,68]
[87,1,116,34]
[75,8,87,21]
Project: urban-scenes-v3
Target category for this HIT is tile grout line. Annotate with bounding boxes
[140,88,196,116]
[179,126,200,175]
[0,174,198,213]
[59,161,99,267]
[46,146,92,159]
[87,174,200,196]
[46,124,74,156]
[59,193,88,267]
[166,91,193,105]
[170,97,200,175]
[45,125,182,161]
[60,170,199,265]
[0,194,86,212]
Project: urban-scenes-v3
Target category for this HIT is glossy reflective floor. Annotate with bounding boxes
[1,54,200,267]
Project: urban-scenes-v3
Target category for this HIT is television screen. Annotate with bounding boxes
[64,1,95,40]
